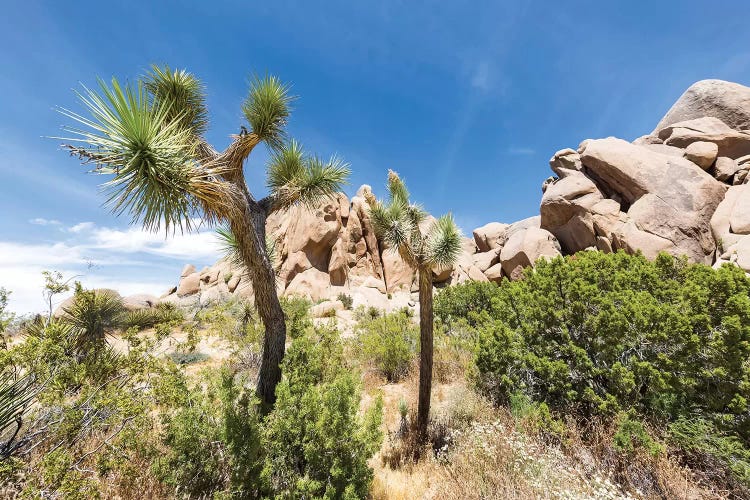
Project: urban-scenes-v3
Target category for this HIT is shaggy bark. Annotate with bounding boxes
[416,266,434,450]
[216,138,287,409]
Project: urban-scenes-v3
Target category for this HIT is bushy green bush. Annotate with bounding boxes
[263,325,383,498]
[435,280,501,328]
[448,251,750,485]
[357,310,418,382]
[155,322,383,499]
[154,368,263,498]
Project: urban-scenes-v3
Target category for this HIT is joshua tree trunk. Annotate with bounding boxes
[416,265,434,451]
[229,188,286,409]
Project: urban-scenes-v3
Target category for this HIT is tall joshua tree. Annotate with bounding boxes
[368,170,461,450]
[58,66,349,407]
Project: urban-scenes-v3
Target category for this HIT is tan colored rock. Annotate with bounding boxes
[177,272,201,296]
[200,266,221,285]
[714,157,741,182]
[472,249,501,272]
[580,138,727,263]
[472,222,509,252]
[360,276,387,294]
[654,79,750,133]
[328,239,348,286]
[284,201,342,270]
[122,294,158,311]
[549,148,582,178]
[278,251,312,287]
[467,265,489,282]
[642,144,684,157]
[227,273,241,293]
[711,184,747,250]
[310,300,345,318]
[540,171,603,253]
[658,117,750,159]
[180,264,196,277]
[509,265,525,281]
[611,221,674,259]
[381,246,415,292]
[730,186,750,235]
[284,268,331,302]
[733,237,750,272]
[684,141,718,170]
[633,135,663,145]
[500,227,561,276]
[200,286,229,306]
[484,262,504,283]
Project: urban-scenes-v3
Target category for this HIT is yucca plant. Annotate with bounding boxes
[58,65,349,406]
[0,371,36,459]
[61,285,125,349]
[368,170,461,452]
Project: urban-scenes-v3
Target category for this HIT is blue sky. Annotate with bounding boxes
[1,1,749,313]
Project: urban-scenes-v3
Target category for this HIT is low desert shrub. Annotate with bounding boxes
[357,310,418,382]
[155,324,383,499]
[121,303,184,331]
[337,292,354,310]
[460,251,750,488]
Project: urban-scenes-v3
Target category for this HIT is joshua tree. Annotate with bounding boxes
[368,170,461,450]
[58,65,349,406]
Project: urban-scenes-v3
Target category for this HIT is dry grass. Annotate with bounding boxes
[367,380,726,500]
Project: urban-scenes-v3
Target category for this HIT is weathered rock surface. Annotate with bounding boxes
[654,79,750,133]
[684,141,718,170]
[122,294,158,311]
[500,227,561,277]
[151,79,750,310]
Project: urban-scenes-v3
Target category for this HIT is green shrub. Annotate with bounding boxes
[357,311,418,382]
[154,368,264,498]
[262,324,383,498]
[462,251,750,485]
[61,284,125,348]
[435,280,501,328]
[121,303,184,331]
[156,324,382,499]
[669,417,750,489]
[337,292,353,310]
[612,410,663,457]
[280,296,312,339]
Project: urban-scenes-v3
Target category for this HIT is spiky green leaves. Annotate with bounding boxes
[266,140,350,210]
[144,65,209,137]
[368,170,462,270]
[0,371,36,455]
[424,214,462,268]
[216,225,278,269]
[242,75,294,150]
[62,286,125,348]
[59,78,233,233]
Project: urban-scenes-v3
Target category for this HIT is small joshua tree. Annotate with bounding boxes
[368,170,461,451]
[58,66,349,407]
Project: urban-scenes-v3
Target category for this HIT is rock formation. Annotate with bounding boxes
[155,79,750,309]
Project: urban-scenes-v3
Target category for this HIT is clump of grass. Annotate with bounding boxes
[121,303,184,331]
[336,292,353,310]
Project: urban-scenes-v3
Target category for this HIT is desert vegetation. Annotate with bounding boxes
[1,250,749,498]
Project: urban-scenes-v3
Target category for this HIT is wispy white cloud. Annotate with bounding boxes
[0,221,222,314]
[68,221,95,233]
[471,61,491,91]
[29,217,61,226]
